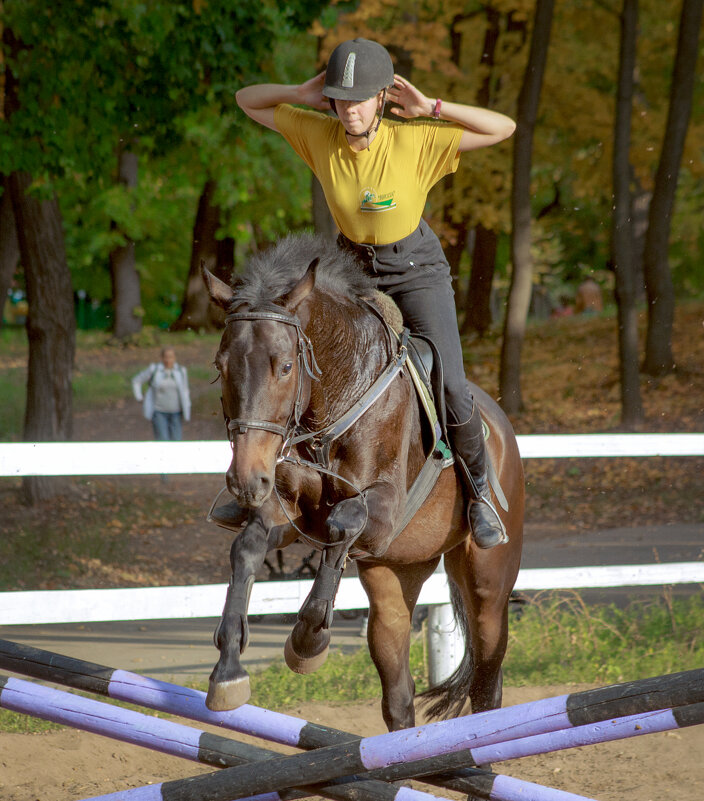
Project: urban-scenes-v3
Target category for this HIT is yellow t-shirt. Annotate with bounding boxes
[274,104,463,246]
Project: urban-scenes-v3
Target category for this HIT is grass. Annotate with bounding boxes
[0,709,64,734]
[504,590,704,685]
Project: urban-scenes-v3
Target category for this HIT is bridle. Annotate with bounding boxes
[221,309,321,443]
[219,303,409,550]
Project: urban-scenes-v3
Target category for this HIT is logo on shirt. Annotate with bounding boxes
[360,187,396,213]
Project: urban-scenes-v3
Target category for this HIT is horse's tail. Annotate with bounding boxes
[417,578,473,720]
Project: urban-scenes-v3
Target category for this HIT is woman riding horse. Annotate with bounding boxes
[213,38,516,551]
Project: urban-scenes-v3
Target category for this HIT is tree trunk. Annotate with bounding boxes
[611,0,644,428]
[462,225,497,336]
[9,172,76,504]
[0,175,20,331]
[499,0,555,414]
[642,0,703,376]
[109,148,142,340]
[312,176,336,240]
[172,179,231,331]
[444,222,468,285]
[462,8,501,336]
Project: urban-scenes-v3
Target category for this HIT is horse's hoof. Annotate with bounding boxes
[205,676,251,711]
[284,634,330,674]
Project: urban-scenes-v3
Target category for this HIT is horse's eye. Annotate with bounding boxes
[281,361,294,377]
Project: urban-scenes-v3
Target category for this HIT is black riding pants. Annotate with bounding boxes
[338,219,474,426]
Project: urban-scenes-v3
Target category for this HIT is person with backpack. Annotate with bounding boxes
[132,347,191,443]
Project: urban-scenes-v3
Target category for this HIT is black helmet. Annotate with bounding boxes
[323,38,394,102]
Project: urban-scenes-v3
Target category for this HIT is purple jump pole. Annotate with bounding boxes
[448,702,704,765]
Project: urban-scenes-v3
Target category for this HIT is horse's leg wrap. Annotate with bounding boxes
[213,574,254,654]
[285,553,345,674]
[306,561,343,629]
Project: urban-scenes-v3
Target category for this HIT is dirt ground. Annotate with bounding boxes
[2,685,703,801]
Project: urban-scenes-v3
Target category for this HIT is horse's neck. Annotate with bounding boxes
[305,297,389,427]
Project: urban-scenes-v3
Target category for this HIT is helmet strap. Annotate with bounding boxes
[336,89,387,150]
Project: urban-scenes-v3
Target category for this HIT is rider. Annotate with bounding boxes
[222,38,515,550]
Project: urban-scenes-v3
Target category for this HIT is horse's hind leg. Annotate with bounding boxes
[358,559,439,731]
[207,514,285,711]
[444,545,517,714]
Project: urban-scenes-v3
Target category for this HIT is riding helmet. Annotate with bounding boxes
[322,38,394,101]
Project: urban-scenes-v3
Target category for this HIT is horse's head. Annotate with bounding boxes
[203,259,319,508]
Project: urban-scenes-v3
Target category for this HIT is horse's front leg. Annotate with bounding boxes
[206,511,285,711]
[284,481,400,674]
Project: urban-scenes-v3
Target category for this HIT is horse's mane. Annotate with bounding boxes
[229,233,374,310]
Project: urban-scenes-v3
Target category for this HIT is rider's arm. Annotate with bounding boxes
[236,72,329,132]
[387,75,515,153]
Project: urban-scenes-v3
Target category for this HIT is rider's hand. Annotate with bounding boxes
[387,75,433,120]
[297,71,330,111]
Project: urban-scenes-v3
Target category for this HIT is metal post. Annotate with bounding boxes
[427,602,463,686]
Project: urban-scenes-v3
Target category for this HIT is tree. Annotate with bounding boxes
[611,0,644,428]
[3,26,75,503]
[109,147,142,339]
[499,0,555,415]
[460,6,520,338]
[171,179,230,332]
[642,0,704,376]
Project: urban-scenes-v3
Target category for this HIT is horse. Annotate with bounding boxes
[202,233,524,732]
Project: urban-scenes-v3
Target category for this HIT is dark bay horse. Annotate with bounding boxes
[203,233,523,732]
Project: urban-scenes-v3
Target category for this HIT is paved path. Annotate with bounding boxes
[2,523,702,684]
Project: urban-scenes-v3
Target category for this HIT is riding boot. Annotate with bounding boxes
[208,499,247,532]
[448,407,508,550]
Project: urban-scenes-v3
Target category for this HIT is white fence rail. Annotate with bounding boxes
[1,435,702,628]
[2,434,704,477]
[1,562,703,627]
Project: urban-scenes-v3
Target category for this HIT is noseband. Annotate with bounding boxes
[222,309,321,443]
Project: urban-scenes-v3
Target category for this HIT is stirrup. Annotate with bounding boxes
[468,495,508,550]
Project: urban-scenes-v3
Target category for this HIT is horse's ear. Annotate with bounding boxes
[281,257,318,311]
[202,261,234,309]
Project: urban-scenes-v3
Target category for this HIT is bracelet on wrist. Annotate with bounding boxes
[432,98,442,119]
